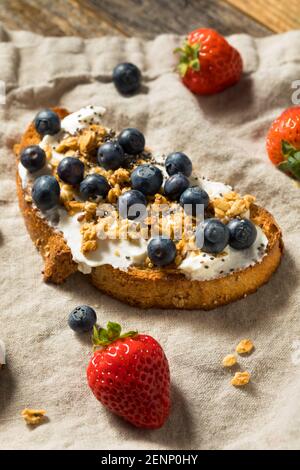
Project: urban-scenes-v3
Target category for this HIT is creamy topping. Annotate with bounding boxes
[199,177,232,199]
[0,340,6,365]
[179,226,268,281]
[18,104,269,280]
[18,161,52,189]
[54,209,148,274]
[61,105,106,135]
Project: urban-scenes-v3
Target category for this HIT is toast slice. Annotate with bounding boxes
[15,107,283,310]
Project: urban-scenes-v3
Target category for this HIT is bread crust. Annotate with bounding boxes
[15,108,283,309]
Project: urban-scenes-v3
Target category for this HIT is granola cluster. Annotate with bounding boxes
[21,408,47,425]
[212,192,255,222]
[222,339,255,387]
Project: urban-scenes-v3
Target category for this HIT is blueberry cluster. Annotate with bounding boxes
[21,109,148,212]
[21,108,258,269]
[195,217,257,255]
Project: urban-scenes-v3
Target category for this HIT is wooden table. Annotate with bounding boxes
[0,0,299,38]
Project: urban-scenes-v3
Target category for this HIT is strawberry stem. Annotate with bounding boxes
[174,41,201,77]
[92,323,138,348]
[278,140,300,180]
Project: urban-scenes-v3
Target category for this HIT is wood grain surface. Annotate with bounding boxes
[225,0,300,33]
[0,0,272,38]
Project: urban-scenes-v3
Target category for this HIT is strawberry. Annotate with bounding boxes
[87,322,170,429]
[175,28,243,95]
[266,106,300,179]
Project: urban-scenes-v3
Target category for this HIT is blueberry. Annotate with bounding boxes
[118,128,145,155]
[79,174,110,200]
[165,152,192,177]
[131,164,163,196]
[180,186,209,216]
[68,305,97,333]
[97,141,125,170]
[196,218,229,254]
[34,109,61,136]
[227,218,257,250]
[32,175,60,211]
[118,189,147,221]
[113,62,141,95]
[164,173,190,200]
[20,145,46,173]
[57,157,84,185]
[147,237,177,267]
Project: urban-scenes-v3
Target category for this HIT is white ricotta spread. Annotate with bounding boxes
[55,209,148,274]
[60,105,106,135]
[199,177,232,199]
[0,340,6,365]
[178,227,268,281]
[18,105,268,280]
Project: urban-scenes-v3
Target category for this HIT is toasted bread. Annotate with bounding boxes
[15,108,283,310]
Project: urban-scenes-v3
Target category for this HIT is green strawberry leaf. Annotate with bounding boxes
[178,62,189,76]
[106,322,121,340]
[92,323,138,348]
[278,161,290,173]
[174,40,201,77]
[173,47,185,54]
[190,58,200,71]
[120,331,138,339]
[281,140,296,157]
[98,328,110,342]
[288,153,300,179]
[278,143,300,180]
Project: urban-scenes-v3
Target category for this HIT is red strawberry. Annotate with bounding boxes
[175,28,243,95]
[87,322,170,429]
[266,106,300,179]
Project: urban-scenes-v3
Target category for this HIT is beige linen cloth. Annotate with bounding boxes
[0,22,300,450]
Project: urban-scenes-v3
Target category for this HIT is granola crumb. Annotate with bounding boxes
[21,408,47,425]
[222,354,237,368]
[80,223,98,253]
[231,371,251,387]
[107,184,122,203]
[236,339,254,355]
[212,192,256,222]
[60,184,74,203]
[109,168,130,186]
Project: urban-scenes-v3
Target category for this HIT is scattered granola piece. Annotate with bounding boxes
[231,371,251,387]
[236,339,254,355]
[222,354,237,368]
[109,168,130,186]
[65,200,85,215]
[21,408,47,425]
[24,194,32,203]
[212,192,255,222]
[84,201,98,222]
[81,223,98,253]
[107,184,122,203]
[56,136,78,153]
[60,184,74,203]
